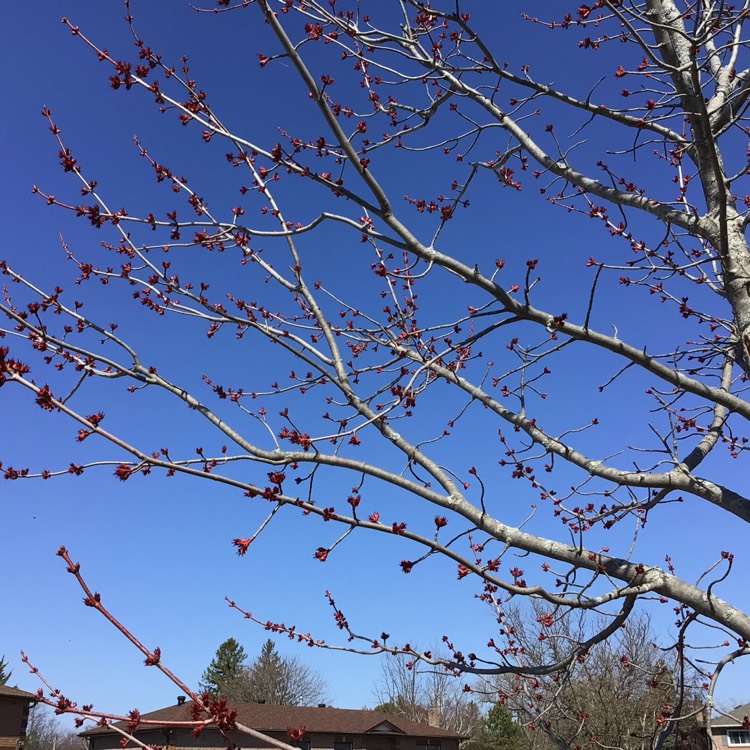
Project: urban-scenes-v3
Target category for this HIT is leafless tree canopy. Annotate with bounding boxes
[25,705,85,750]
[486,607,703,750]
[224,640,328,706]
[5,0,750,743]
[374,650,481,737]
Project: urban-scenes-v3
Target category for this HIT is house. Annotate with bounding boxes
[710,703,750,747]
[0,685,37,750]
[81,700,464,750]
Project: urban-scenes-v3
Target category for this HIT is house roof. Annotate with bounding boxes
[83,702,464,740]
[0,685,38,701]
[713,702,750,728]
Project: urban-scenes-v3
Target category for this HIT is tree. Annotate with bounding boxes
[373,651,481,737]
[6,1,750,742]
[485,607,703,750]
[25,704,85,750]
[468,705,528,750]
[0,655,11,686]
[200,638,248,697]
[240,639,328,706]
[373,655,526,748]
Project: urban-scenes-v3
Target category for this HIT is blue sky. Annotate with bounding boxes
[3,0,750,726]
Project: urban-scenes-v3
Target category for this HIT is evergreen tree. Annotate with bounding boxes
[201,639,327,705]
[0,655,11,686]
[245,639,285,701]
[199,638,248,697]
[242,639,327,706]
[468,705,528,750]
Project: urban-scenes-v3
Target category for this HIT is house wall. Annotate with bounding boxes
[87,728,460,750]
[712,729,750,748]
[0,698,31,750]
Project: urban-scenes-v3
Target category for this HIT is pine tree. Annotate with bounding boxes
[243,639,290,704]
[468,704,527,750]
[242,639,327,706]
[199,638,248,697]
[0,655,11,686]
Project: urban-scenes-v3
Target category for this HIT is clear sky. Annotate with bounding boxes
[3,0,750,728]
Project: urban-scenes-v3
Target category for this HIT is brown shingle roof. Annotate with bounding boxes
[712,702,750,727]
[83,702,464,739]
[0,685,38,701]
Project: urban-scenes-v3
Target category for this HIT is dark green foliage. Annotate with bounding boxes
[199,637,248,697]
[200,638,326,705]
[0,655,11,686]
[467,704,528,750]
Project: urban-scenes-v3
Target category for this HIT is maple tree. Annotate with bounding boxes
[5,1,750,746]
